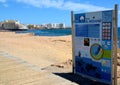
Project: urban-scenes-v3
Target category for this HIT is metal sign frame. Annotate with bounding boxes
[71,4,118,85]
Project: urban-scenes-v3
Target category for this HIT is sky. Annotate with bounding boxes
[0,0,120,26]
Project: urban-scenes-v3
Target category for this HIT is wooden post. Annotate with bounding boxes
[113,4,118,85]
[71,11,75,73]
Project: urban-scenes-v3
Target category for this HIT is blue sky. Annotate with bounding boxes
[0,0,120,26]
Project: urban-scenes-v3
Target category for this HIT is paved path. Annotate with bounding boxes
[0,51,77,85]
[0,51,120,85]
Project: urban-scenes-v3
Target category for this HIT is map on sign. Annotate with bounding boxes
[75,24,100,38]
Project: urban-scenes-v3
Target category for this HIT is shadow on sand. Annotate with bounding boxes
[53,72,109,85]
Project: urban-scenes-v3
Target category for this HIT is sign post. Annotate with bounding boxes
[113,4,118,85]
[72,4,118,85]
[71,11,75,73]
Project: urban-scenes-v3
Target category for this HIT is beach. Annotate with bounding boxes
[0,32,72,68]
[0,31,76,85]
[0,31,120,85]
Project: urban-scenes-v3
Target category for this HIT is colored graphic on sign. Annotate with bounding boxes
[74,10,113,84]
[75,13,85,23]
[90,43,103,60]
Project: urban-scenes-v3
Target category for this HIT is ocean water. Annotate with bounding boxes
[16,27,120,37]
[16,29,72,36]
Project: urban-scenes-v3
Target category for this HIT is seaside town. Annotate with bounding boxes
[0,20,70,30]
[0,0,120,84]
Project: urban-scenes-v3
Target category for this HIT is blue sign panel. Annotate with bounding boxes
[74,10,113,84]
[75,24,100,38]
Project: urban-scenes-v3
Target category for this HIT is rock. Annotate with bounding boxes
[51,64,64,68]
[50,59,72,69]
[118,53,120,59]
[118,59,120,66]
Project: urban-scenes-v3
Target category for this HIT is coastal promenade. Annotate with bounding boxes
[0,51,77,85]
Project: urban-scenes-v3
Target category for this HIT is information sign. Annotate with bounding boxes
[73,10,114,84]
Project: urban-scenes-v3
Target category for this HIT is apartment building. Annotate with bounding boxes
[46,23,65,29]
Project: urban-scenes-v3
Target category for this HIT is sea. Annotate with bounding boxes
[16,27,120,37]
[15,28,72,36]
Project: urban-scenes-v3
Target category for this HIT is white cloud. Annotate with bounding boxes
[62,1,108,11]
[17,0,64,8]
[0,0,8,7]
[0,0,6,3]
[3,4,8,7]
[16,0,108,12]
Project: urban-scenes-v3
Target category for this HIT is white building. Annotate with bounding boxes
[46,23,65,29]
[46,23,53,29]
[3,20,20,30]
[56,23,65,28]
[2,20,28,30]
[18,24,28,29]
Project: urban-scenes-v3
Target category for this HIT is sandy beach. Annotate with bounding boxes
[0,31,75,85]
[0,31,120,85]
[0,32,72,68]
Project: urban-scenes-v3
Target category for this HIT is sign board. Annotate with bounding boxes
[72,10,114,84]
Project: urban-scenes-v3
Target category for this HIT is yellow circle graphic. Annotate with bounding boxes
[90,43,104,60]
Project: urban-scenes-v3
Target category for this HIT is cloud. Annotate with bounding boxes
[16,0,108,11]
[17,0,64,8]
[0,0,8,7]
[0,0,6,3]
[62,1,108,11]
[3,3,8,7]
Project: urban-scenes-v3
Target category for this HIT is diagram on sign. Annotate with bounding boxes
[90,43,104,60]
